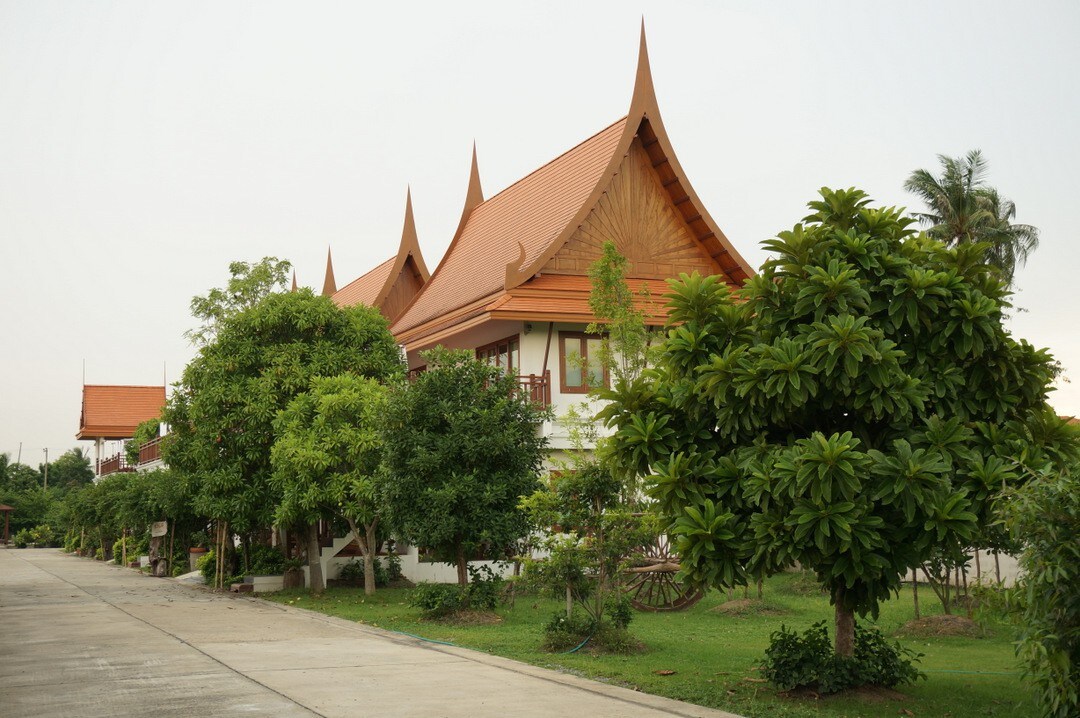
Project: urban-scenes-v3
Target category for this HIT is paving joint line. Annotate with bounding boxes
[10,551,326,718]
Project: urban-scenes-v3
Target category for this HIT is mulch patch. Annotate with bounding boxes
[710,598,787,617]
[896,614,985,638]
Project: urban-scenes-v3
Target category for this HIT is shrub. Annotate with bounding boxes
[29,524,56,546]
[606,593,634,631]
[13,528,32,548]
[543,611,597,651]
[339,557,389,586]
[465,564,503,611]
[1003,467,1080,718]
[384,549,403,582]
[762,621,924,693]
[246,544,286,575]
[410,583,464,618]
[198,549,216,584]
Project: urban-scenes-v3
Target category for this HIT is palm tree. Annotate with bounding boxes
[904,150,1039,286]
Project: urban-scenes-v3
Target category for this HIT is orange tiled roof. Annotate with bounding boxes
[332,256,395,309]
[487,275,670,323]
[393,118,628,334]
[76,385,166,440]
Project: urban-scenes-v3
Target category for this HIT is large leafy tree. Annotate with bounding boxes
[605,187,1061,658]
[272,375,389,595]
[380,347,548,586]
[163,279,402,577]
[904,150,1039,286]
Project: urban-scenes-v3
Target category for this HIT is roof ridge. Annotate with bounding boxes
[478,116,628,207]
[335,255,395,293]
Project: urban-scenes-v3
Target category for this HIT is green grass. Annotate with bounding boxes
[263,573,1034,718]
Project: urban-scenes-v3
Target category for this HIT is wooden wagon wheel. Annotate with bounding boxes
[623,534,704,612]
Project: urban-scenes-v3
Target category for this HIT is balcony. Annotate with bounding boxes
[138,436,163,465]
[407,368,551,408]
[517,371,551,407]
[97,453,134,477]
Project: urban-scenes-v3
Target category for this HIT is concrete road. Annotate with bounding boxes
[0,549,741,718]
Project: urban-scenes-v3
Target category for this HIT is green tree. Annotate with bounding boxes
[186,257,291,346]
[1003,463,1080,718]
[46,448,95,492]
[163,279,402,584]
[125,420,161,466]
[272,375,389,595]
[380,347,548,586]
[904,150,1039,286]
[605,187,1060,660]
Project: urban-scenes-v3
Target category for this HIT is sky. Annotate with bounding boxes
[2,1,1079,464]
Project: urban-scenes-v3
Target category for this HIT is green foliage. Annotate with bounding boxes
[186,256,291,345]
[408,567,504,618]
[164,278,402,534]
[339,557,389,587]
[605,187,1068,659]
[410,583,464,617]
[125,419,161,465]
[1002,465,1080,717]
[245,544,286,575]
[763,621,923,693]
[271,373,392,594]
[12,528,32,548]
[586,240,652,384]
[381,347,548,584]
[464,564,504,611]
[521,461,657,627]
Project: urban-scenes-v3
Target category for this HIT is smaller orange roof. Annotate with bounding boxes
[333,256,395,309]
[77,385,166,441]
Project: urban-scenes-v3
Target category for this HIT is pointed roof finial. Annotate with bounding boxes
[322,247,337,296]
[629,18,659,117]
[291,270,298,292]
[399,186,430,281]
[465,142,484,211]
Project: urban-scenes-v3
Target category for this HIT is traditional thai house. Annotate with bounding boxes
[75,384,167,477]
[389,28,752,449]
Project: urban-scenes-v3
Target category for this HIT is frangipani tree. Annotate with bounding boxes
[604,188,1062,658]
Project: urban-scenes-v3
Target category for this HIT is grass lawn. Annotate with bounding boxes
[263,572,1033,718]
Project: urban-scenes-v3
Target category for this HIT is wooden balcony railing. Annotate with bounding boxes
[98,453,134,477]
[138,436,163,465]
[406,367,551,408]
[519,371,551,408]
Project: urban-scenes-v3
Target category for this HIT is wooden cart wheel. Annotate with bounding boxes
[624,535,704,612]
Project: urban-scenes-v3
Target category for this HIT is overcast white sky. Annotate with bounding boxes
[2,1,1078,463]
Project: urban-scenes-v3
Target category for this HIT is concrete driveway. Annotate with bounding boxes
[0,548,741,717]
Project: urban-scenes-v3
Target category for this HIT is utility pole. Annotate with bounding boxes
[42,448,48,491]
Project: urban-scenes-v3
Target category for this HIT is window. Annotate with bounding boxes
[559,332,607,393]
[476,335,519,374]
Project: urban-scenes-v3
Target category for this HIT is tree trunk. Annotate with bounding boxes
[993,551,1001,585]
[455,541,468,587]
[912,568,920,619]
[833,585,855,658]
[306,522,324,596]
[565,584,573,618]
[363,523,377,596]
[757,579,763,600]
[974,549,982,584]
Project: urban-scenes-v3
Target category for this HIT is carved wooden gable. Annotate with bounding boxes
[381,255,426,322]
[542,137,718,278]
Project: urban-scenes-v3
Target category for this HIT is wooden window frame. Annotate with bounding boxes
[475,334,520,373]
[558,331,608,394]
